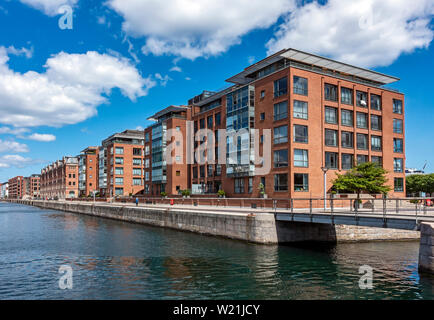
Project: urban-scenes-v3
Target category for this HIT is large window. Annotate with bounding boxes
[394,138,404,153]
[341,131,354,148]
[207,115,213,128]
[133,148,142,156]
[215,113,221,126]
[341,87,353,105]
[274,77,288,98]
[325,152,339,169]
[192,167,198,179]
[371,136,382,151]
[394,158,404,173]
[371,156,382,167]
[393,119,403,134]
[115,147,124,155]
[115,177,124,185]
[274,174,288,192]
[133,178,142,186]
[371,115,382,131]
[293,76,308,95]
[325,129,338,147]
[325,107,338,124]
[356,91,368,107]
[356,112,368,129]
[274,101,288,121]
[234,178,245,194]
[133,168,142,176]
[357,155,368,164]
[294,174,309,192]
[115,188,124,195]
[371,94,382,110]
[394,178,404,192]
[294,125,308,143]
[342,154,354,170]
[133,158,142,166]
[324,83,338,101]
[274,125,288,144]
[200,118,205,129]
[115,167,124,175]
[115,157,124,165]
[341,109,354,127]
[293,100,308,119]
[294,149,308,167]
[357,134,368,150]
[274,149,289,168]
[393,99,403,114]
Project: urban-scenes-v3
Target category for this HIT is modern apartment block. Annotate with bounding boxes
[144,106,193,196]
[7,176,23,199]
[78,147,99,197]
[99,130,145,197]
[23,174,41,199]
[146,48,406,198]
[40,157,79,199]
[0,182,8,199]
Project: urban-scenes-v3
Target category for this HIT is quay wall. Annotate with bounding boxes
[419,223,434,274]
[9,200,420,244]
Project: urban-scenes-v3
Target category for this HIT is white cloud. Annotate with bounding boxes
[266,0,434,68]
[170,66,182,73]
[28,133,56,142]
[0,48,156,127]
[154,73,172,87]
[0,140,29,153]
[0,127,30,136]
[5,46,33,59]
[19,0,78,16]
[0,155,39,169]
[108,0,296,60]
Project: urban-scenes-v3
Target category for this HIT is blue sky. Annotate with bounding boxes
[0,0,433,182]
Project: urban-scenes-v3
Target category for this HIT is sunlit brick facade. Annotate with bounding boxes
[40,157,79,199]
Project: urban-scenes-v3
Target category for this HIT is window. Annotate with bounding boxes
[274,149,288,168]
[274,174,288,192]
[324,83,338,101]
[200,118,205,129]
[145,146,150,156]
[274,101,288,121]
[394,158,404,173]
[115,167,124,175]
[325,129,338,147]
[145,159,150,168]
[133,168,142,176]
[294,125,308,143]
[325,107,338,124]
[133,178,142,186]
[261,177,266,193]
[341,87,353,105]
[356,91,368,107]
[274,77,288,98]
[341,131,354,148]
[371,115,382,131]
[274,126,288,144]
[207,115,213,128]
[371,156,383,167]
[215,113,221,126]
[294,149,308,167]
[394,178,404,192]
[133,148,142,156]
[293,100,308,119]
[294,174,309,192]
[393,119,403,134]
[356,112,368,129]
[115,177,124,185]
[394,138,403,153]
[325,152,339,169]
[234,178,245,194]
[133,158,142,166]
[200,165,205,178]
[341,110,354,127]
[193,167,198,179]
[216,164,222,176]
[248,178,253,194]
[371,94,382,110]
[371,136,382,151]
[145,172,150,181]
[357,155,368,164]
[176,126,181,132]
[260,90,265,99]
[357,134,368,150]
[145,133,150,142]
[342,154,354,170]
[260,135,264,144]
[393,99,403,114]
[176,171,181,177]
[208,165,213,176]
[115,147,124,155]
[293,76,308,95]
[115,188,124,195]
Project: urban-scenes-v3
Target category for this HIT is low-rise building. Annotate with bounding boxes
[8,176,24,199]
[40,157,79,199]
[23,174,41,199]
[0,182,8,199]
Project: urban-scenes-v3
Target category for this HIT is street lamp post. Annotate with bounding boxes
[321,167,329,211]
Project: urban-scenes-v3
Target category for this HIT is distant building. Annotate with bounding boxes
[0,182,8,199]
[23,174,41,199]
[405,168,425,175]
[8,176,24,199]
[78,147,99,197]
[40,157,79,199]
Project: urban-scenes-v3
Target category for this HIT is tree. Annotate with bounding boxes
[406,174,434,195]
[332,163,392,203]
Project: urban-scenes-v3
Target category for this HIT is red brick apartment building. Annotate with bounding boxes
[40,157,79,199]
[99,130,145,197]
[23,174,40,199]
[8,176,24,199]
[145,48,406,198]
[78,147,98,197]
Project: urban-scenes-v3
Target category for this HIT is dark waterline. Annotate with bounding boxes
[0,202,433,300]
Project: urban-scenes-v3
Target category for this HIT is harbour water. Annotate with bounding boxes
[0,202,433,300]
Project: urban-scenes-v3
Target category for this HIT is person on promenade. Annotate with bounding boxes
[135,197,139,207]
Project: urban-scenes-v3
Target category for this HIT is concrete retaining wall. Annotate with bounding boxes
[11,200,420,245]
[419,223,434,274]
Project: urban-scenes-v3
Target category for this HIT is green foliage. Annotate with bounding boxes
[258,183,265,195]
[406,174,434,195]
[217,189,226,197]
[181,189,191,197]
[160,192,167,197]
[332,162,392,196]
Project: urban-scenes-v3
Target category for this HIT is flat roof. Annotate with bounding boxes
[147,105,189,121]
[226,48,400,85]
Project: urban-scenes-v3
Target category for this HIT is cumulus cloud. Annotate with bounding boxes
[0,140,29,153]
[27,133,56,142]
[108,0,296,60]
[0,127,30,136]
[266,0,434,68]
[0,48,155,127]
[5,46,33,59]
[0,155,41,169]
[19,0,78,16]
